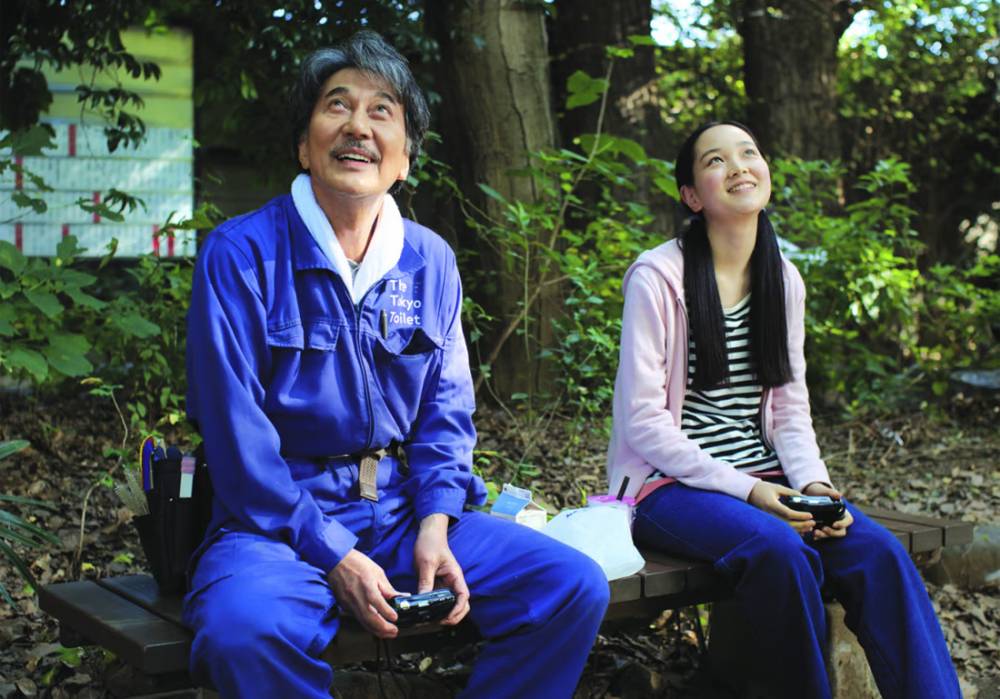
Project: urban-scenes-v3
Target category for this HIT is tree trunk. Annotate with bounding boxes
[740,0,856,160]
[426,0,558,402]
[549,0,675,233]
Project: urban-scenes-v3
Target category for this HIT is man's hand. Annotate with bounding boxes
[748,480,815,534]
[802,482,853,540]
[413,514,470,626]
[327,549,402,639]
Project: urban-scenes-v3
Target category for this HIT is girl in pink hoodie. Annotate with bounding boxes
[607,121,959,698]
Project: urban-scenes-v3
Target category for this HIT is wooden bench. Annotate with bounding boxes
[38,506,973,697]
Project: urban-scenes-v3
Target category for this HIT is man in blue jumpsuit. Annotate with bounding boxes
[183,30,609,698]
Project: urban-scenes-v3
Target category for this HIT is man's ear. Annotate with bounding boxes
[297,139,310,171]
[396,153,410,183]
[680,184,702,213]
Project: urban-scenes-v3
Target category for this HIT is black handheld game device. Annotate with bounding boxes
[779,494,847,528]
[391,589,457,627]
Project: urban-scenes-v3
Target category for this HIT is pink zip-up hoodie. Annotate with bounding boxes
[606,238,831,503]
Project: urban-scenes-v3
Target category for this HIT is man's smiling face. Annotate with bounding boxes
[297,67,410,202]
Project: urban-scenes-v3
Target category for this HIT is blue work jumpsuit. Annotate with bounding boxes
[182,194,608,698]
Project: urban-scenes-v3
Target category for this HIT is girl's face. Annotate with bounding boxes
[680,124,771,224]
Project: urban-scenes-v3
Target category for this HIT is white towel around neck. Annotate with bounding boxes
[291,173,404,306]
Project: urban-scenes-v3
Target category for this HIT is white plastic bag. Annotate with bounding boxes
[541,505,645,581]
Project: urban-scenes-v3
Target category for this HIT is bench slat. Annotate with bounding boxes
[38,581,190,675]
[868,514,942,552]
[98,575,184,625]
[609,573,642,604]
[638,550,715,598]
[862,506,973,548]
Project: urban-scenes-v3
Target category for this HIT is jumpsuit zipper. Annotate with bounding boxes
[354,282,383,451]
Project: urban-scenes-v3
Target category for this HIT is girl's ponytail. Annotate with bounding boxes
[751,210,792,388]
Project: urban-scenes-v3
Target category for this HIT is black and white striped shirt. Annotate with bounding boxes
[679,295,780,474]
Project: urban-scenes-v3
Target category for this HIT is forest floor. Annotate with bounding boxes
[0,385,997,698]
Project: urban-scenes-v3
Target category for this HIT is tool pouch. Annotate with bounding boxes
[133,446,213,594]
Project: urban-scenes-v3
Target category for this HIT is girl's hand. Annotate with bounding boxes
[748,481,814,534]
[802,482,853,540]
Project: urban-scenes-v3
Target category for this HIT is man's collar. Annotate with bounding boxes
[290,173,406,304]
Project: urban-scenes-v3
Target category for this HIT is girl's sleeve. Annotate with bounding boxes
[187,234,358,575]
[616,265,760,501]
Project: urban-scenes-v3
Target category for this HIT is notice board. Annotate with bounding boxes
[1,28,195,257]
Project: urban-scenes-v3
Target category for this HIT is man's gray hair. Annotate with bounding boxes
[290,30,430,165]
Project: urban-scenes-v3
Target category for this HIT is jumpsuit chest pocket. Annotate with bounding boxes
[375,326,443,358]
[266,320,341,352]
[264,321,347,396]
[372,327,444,415]
[263,320,363,436]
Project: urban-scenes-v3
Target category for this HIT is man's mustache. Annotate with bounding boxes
[331,140,380,163]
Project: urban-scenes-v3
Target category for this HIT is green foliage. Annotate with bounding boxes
[838,0,1000,260]
[463,65,664,437]
[82,255,191,430]
[84,205,223,432]
[0,236,103,382]
[1,0,160,142]
[771,157,999,410]
[0,440,60,606]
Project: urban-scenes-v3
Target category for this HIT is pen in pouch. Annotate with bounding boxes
[616,476,630,501]
[380,309,388,339]
[139,436,156,491]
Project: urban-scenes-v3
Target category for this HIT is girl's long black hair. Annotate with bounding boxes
[675,120,792,390]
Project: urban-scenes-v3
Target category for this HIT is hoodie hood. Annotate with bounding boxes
[623,238,686,311]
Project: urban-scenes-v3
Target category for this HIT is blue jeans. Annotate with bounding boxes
[182,460,608,699]
[633,483,960,699]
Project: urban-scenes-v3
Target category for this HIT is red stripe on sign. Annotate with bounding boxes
[15,223,23,251]
[62,224,70,239]
[68,124,77,156]
[15,157,23,189]
[152,225,160,256]
[92,192,100,223]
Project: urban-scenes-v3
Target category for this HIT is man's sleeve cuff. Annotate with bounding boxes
[298,520,360,576]
[414,488,468,522]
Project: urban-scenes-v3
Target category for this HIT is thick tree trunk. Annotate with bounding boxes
[740,0,856,160]
[549,0,675,233]
[427,0,558,401]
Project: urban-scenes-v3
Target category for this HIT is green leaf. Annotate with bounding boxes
[240,71,258,100]
[112,312,161,338]
[5,347,48,382]
[611,136,647,163]
[653,176,679,200]
[0,440,30,460]
[0,241,26,275]
[56,235,84,263]
[628,34,657,46]
[565,70,608,110]
[605,46,634,59]
[5,124,56,157]
[477,184,507,204]
[23,289,63,319]
[58,646,83,668]
[64,287,107,311]
[11,190,47,213]
[43,334,93,377]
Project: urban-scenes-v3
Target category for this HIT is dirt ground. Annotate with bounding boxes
[1,386,997,698]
